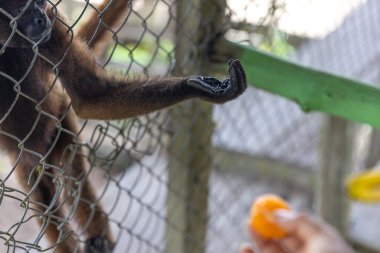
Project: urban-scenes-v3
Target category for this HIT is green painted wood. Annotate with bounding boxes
[223,41,380,129]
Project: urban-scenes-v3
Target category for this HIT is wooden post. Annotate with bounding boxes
[316,116,358,233]
[365,129,380,168]
[165,0,226,253]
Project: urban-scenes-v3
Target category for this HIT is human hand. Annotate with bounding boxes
[240,211,354,253]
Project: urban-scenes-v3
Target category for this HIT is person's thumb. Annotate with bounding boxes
[239,243,255,253]
[274,210,322,240]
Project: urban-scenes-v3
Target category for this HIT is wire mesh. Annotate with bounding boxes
[0,0,379,253]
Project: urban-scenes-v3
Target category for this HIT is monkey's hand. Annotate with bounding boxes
[187,59,247,103]
[85,236,113,253]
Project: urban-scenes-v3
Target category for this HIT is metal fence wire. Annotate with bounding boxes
[0,0,380,253]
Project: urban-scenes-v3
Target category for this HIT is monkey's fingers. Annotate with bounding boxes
[226,59,247,97]
[187,76,230,96]
[187,59,247,102]
[85,236,113,253]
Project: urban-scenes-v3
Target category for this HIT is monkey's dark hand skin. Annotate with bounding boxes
[85,235,113,253]
[187,59,247,103]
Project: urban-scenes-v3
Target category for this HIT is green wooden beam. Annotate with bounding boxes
[216,40,380,129]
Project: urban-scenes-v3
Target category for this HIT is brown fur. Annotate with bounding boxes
[0,1,246,252]
[77,0,129,55]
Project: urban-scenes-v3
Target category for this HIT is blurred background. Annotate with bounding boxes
[1,0,380,252]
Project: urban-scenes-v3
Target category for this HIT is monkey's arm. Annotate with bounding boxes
[42,14,247,120]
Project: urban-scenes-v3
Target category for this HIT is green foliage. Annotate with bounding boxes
[259,29,294,57]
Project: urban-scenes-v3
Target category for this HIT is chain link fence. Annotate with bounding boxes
[0,0,379,252]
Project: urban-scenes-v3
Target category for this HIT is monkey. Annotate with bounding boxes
[76,0,130,55]
[0,0,247,253]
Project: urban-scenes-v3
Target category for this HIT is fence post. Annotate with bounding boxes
[365,129,380,168]
[165,0,226,253]
[316,116,357,233]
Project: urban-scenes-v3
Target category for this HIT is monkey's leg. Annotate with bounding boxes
[14,156,79,253]
[68,154,114,253]
[77,0,129,55]
[51,111,114,253]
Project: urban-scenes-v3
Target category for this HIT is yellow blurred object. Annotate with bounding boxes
[346,169,380,202]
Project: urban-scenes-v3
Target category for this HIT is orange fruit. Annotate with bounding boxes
[249,194,291,239]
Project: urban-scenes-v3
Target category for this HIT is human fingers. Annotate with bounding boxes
[279,235,303,252]
[239,243,255,253]
[274,211,354,253]
[247,228,287,253]
[274,211,325,241]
